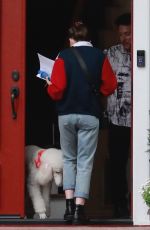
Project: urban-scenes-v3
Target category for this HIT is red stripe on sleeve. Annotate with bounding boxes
[100,57,117,96]
[47,58,67,100]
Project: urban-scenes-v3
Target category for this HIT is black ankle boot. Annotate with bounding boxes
[64,199,75,221]
[73,204,88,224]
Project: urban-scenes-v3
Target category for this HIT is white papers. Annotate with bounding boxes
[36,53,54,80]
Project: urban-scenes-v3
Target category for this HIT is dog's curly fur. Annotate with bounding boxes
[25,145,63,219]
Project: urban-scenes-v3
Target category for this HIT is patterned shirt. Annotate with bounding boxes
[107,44,131,127]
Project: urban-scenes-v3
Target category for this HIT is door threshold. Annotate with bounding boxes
[90,218,133,225]
[0,218,133,225]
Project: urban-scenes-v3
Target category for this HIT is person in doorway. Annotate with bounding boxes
[106,13,131,218]
[46,21,117,224]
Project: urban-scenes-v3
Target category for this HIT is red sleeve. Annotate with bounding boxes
[47,58,67,100]
[100,57,117,96]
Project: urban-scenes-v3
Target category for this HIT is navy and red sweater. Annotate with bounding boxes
[47,46,117,118]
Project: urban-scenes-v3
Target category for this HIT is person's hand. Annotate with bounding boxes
[45,77,52,85]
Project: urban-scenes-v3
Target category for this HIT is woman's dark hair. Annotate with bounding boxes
[68,21,90,41]
[115,13,131,26]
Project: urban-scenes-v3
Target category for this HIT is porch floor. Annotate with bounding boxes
[0,226,150,230]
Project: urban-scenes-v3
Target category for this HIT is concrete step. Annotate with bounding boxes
[49,195,65,219]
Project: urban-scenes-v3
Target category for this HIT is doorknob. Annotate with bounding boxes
[10,87,20,119]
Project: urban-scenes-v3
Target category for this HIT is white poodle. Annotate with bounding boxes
[25,145,63,219]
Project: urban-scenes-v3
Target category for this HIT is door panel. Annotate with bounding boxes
[0,0,25,217]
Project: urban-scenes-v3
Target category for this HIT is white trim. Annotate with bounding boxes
[133,0,150,225]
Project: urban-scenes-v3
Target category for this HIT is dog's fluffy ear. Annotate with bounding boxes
[36,163,53,185]
[53,172,63,187]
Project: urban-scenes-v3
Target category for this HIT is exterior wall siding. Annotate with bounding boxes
[133,0,150,225]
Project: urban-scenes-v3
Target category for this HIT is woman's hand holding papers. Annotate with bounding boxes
[45,77,52,85]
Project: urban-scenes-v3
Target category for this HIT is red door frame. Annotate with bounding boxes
[0,0,133,222]
[0,0,26,217]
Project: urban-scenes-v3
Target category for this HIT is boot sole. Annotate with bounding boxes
[64,215,74,221]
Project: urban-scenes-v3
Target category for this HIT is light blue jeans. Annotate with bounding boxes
[58,114,99,199]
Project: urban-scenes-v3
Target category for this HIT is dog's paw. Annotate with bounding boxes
[33,212,47,219]
[39,213,47,219]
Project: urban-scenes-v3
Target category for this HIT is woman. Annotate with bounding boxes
[46,21,117,224]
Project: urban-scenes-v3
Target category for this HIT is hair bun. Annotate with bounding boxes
[74,21,84,27]
[68,20,90,41]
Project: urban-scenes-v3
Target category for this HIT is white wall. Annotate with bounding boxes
[133,0,150,225]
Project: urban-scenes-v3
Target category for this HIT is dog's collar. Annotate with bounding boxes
[34,149,45,168]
